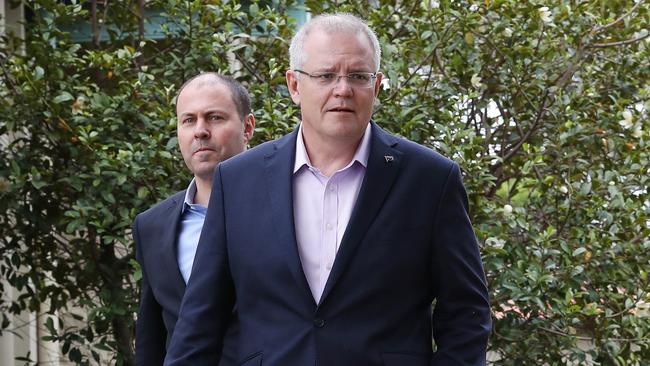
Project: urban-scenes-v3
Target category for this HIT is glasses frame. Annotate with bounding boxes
[293,69,378,88]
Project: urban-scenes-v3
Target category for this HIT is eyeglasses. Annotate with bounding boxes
[293,69,377,88]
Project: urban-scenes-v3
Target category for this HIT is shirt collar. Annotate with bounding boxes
[181,178,198,214]
[293,122,372,174]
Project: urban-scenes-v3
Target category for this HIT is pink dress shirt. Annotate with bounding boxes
[292,124,371,304]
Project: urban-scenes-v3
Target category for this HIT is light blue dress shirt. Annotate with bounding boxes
[177,178,207,284]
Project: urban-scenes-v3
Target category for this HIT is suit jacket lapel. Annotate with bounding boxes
[160,192,187,294]
[319,123,402,306]
[264,129,316,307]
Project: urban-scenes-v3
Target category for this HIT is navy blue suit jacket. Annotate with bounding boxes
[133,190,238,366]
[166,123,491,366]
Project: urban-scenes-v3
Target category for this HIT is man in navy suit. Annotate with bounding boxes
[133,73,254,365]
[166,13,491,366]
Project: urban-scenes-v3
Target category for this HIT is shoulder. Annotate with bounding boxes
[134,190,185,224]
[219,130,297,171]
[225,139,278,164]
[374,123,456,173]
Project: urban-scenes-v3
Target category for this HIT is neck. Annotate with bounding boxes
[193,177,212,206]
[301,129,362,177]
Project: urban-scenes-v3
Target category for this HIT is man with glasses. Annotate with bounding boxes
[166,13,491,366]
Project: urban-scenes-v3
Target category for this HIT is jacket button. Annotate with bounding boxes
[313,318,325,328]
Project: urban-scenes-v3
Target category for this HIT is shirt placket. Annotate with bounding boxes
[320,175,339,298]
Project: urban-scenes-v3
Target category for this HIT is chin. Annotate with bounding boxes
[331,119,365,131]
[192,162,219,177]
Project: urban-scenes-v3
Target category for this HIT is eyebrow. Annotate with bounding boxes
[204,109,229,115]
[178,109,230,117]
[312,66,336,72]
[311,66,373,73]
[179,112,195,117]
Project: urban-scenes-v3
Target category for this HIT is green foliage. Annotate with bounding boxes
[1,0,649,364]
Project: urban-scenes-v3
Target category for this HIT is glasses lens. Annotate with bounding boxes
[347,73,373,87]
[302,71,375,88]
[316,73,337,85]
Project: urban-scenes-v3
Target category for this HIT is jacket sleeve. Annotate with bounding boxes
[164,165,236,365]
[430,163,492,366]
[133,215,167,366]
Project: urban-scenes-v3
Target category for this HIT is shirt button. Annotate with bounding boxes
[314,318,325,328]
[326,223,333,230]
[326,262,333,270]
[329,185,336,191]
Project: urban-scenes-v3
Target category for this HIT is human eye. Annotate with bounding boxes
[315,73,336,82]
[181,116,195,124]
[208,114,224,122]
[349,73,371,82]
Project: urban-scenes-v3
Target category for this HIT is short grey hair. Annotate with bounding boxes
[289,13,381,72]
[176,73,251,120]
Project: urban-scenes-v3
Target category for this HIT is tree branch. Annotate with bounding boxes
[539,325,650,343]
[590,31,650,48]
[491,89,551,171]
[91,0,99,47]
[234,52,264,83]
[138,0,145,41]
[589,0,646,36]
[378,19,460,110]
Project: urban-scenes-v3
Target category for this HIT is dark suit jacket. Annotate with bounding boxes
[165,122,491,366]
[133,190,238,366]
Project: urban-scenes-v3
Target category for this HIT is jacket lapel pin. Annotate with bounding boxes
[384,155,394,163]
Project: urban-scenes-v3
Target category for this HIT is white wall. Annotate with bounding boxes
[0,277,39,365]
[0,0,24,38]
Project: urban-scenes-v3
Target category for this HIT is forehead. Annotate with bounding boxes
[303,29,374,69]
[176,80,235,114]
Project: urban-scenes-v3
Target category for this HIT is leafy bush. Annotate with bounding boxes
[1,0,648,364]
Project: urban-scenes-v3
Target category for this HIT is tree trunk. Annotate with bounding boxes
[90,0,100,47]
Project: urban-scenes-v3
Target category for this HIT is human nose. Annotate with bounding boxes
[332,76,354,96]
[194,117,210,139]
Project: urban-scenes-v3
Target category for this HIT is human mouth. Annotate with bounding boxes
[328,106,355,113]
[193,147,216,155]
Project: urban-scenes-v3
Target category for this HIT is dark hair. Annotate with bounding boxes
[176,72,252,119]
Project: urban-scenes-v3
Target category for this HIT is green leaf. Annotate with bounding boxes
[137,186,149,199]
[53,92,74,104]
[571,265,584,277]
[249,3,259,15]
[101,190,116,204]
[44,317,56,335]
[34,66,45,80]
[31,179,47,189]
[165,137,178,150]
[65,220,79,234]
[572,247,586,256]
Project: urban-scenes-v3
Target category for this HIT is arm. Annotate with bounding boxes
[133,216,167,366]
[164,166,236,365]
[431,163,492,366]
